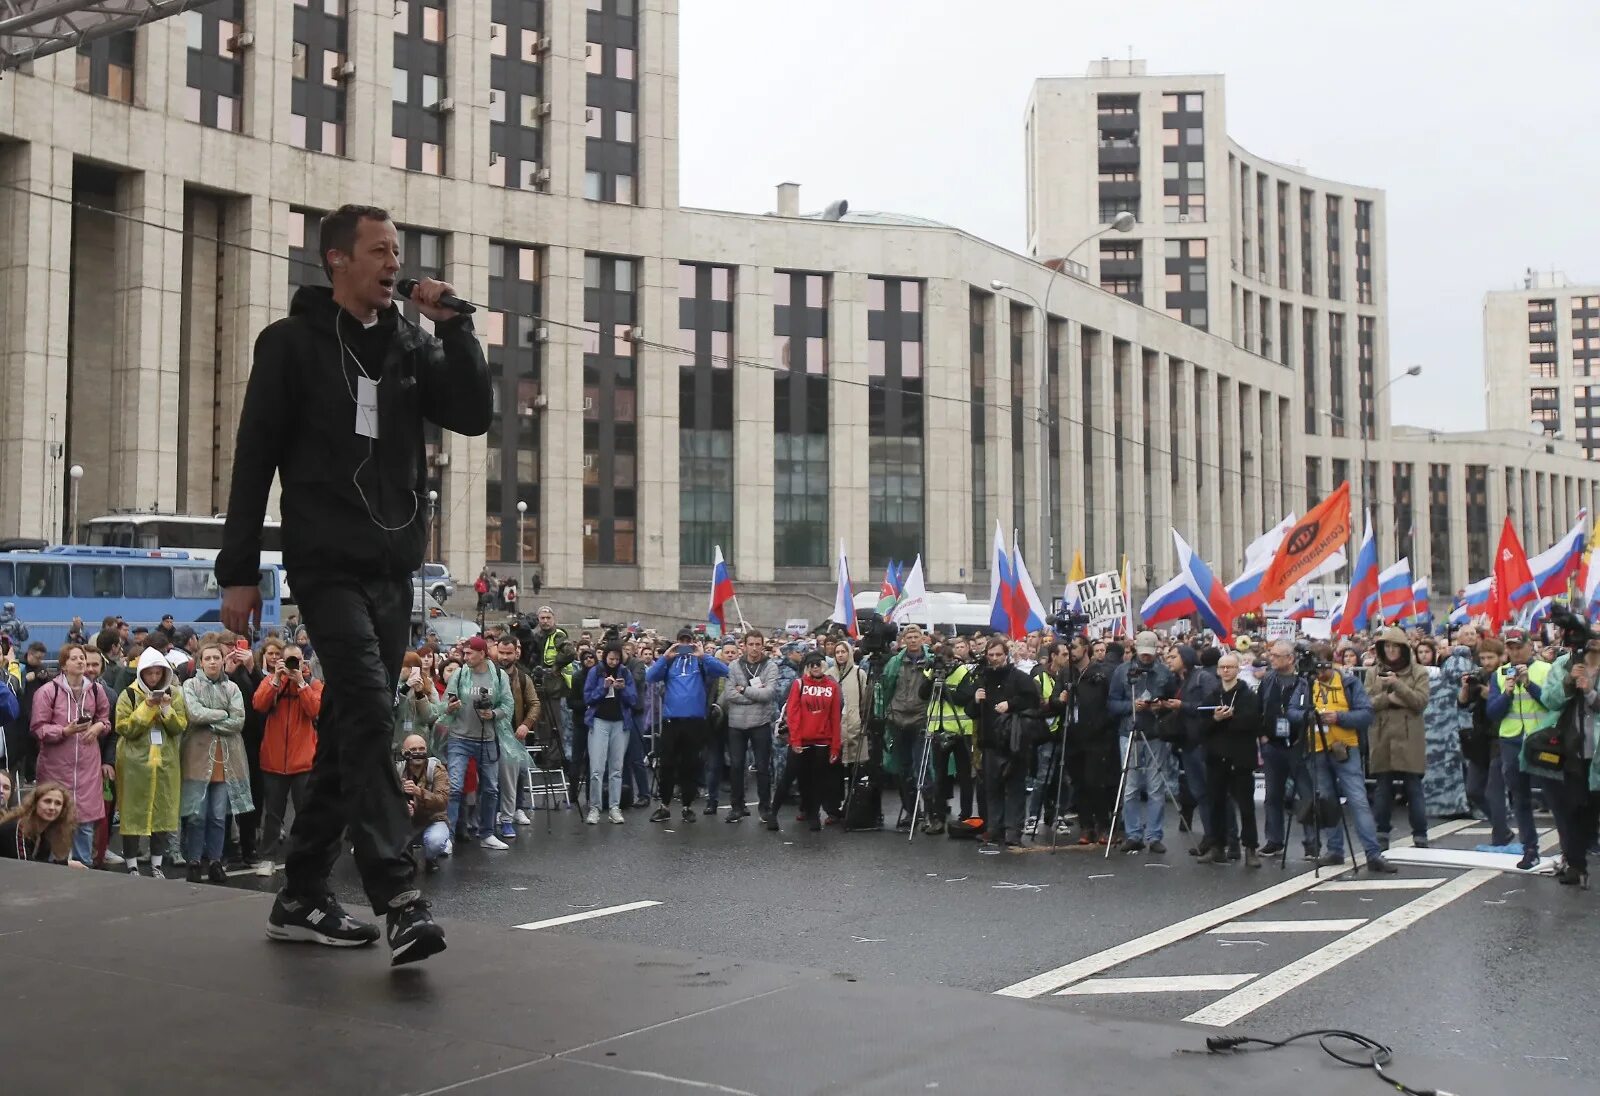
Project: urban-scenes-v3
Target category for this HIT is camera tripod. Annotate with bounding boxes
[907,674,953,843]
[1104,719,1186,860]
[1275,672,1361,876]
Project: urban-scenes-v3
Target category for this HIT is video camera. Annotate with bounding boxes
[1549,606,1594,652]
[1293,641,1328,678]
[856,612,899,658]
[1052,604,1091,640]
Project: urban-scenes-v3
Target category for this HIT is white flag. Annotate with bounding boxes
[890,555,929,625]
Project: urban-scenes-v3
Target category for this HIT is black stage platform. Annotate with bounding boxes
[0,862,1565,1095]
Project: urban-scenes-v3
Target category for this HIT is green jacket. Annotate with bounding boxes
[179,671,253,818]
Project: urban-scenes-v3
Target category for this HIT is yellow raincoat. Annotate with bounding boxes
[115,648,189,837]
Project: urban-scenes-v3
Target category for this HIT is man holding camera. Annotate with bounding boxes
[438,636,515,850]
[1482,630,1548,870]
[1108,631,1178,853]
[1256,640,1312,858]
[1456,637,1510,845]
[644,628,729,823]
[250,645,323,877]
[1290,643,1396,872]
[876,625,935,831]
[920,640,980,835]
[396,733,451,871]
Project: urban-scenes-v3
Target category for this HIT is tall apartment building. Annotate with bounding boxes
[0,16,1595,620]
[1485,271,1600,456]
[1027,58,1594,598]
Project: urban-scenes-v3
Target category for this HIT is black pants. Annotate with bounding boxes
[928,733,974,820]
[235,724,265,861]
[728,721,773,812]
[657,717,707,806]
[283,574,415,914]
[257,771,311,861]
[890,723,926,815]
[1541,771,1600,874]
[982,748,1027,840]
[1206,754,1259,850]
[791,745,832,821]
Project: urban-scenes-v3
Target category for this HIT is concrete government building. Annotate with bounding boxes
[1,6,1595,625]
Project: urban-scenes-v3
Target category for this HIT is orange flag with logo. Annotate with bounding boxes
[1261,481,1352,605]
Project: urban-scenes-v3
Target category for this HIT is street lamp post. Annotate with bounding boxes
[1323,364,1422,555]
[67,464,83,544]
[989,209,1135,588]
[516,500,527,601]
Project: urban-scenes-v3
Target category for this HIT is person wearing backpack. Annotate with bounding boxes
[644,628,729,824]
[396,734,451,872]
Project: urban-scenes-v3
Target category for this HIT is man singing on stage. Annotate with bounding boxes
[217,204,491,965]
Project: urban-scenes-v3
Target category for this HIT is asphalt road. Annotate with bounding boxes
[231,794,1597,1090]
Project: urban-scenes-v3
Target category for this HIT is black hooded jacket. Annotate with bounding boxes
[216,286,492,586]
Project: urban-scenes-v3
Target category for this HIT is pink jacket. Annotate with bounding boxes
[31,675,113,823]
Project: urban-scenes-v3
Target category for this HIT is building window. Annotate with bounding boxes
[582,254,638,565]
[1325,195,1343,300]
[290,1,347,154]
[491,0,545,190]
[1530,387,1560,434]
[76,30,136,102]
[1429,464,1453,593]
[678,263,735,567]
[392,0,447,174]
[774,273,829,566]
[1328,313,1346,437]
[1465,465,1489,577]
[1393,462,1415,562]
[484,241,543,564]
[1354,199,1373,305]
[286,206,328,300]
[1357,316,1376,438]
[1164,238,1207,331]
[1276,181,1290,291]
[1306,456,1322,510]
[1096,93,1140,223]
[1009,304,1028,543]
[1299,188,1315,295]
[970,291,989,572]
[184,3,246,131]
[585,0,639,205]
[868,277,925,567]
[1099,239,1142,303]
[1161,92,1204,223]
[1302,308,1318,435]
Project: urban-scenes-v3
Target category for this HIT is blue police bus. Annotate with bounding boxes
[0,546,282,651]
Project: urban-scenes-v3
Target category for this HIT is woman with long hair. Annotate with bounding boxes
[0,781,78,864]
[30,643,111,865]
[394,650,444,757]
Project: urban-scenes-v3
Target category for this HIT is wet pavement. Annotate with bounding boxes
[227,795,1598,1090]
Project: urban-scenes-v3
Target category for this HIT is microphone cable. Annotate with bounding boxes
[1196,1028,1456,1095]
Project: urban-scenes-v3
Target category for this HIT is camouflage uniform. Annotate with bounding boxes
[1421,663,1470,817]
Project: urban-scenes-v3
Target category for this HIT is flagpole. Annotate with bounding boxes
[729,594,749,634]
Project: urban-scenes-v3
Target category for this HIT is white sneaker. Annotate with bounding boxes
[441,838,453,857]
[514,809,533,825]
[479,835,510,850]
[255,860,275,877]
[585,807,600,825]
[608,807,625,824]
[102,850,125,866]
[1023,817,1039,836]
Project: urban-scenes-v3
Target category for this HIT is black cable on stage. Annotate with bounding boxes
[1196,1028,1457,1096]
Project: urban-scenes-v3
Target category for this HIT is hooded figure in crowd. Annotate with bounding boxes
[114,647,190,874]
[1365,626,1432,848]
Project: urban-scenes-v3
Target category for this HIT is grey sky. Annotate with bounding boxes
[678,0,1600,433]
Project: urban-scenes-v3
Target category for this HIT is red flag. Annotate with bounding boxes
[1261,481,1352,604]
[1487,517,1537,632]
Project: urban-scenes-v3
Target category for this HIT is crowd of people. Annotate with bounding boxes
[2,603,1597,893]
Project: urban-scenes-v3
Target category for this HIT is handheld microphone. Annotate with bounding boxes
[396,277,478,315]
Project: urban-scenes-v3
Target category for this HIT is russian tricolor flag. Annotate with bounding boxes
[1328,593,1349,636]
[1378,557,1414,624]
[988,523,1017,637]
[1012,531,1051,638]
[1286,590,1317,621]
[708,546,736,634]
[988,523,1050,640]
[832,540,859,639]
[1336,511,1380,636]
[1410,577,1431,625]
[1227,513,1295,617]
[1584,550,1600,622]
[1524,596,1555,632]
[1518,510,1589,602]
[1139,529,1235,641]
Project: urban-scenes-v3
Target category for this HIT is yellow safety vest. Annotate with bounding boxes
[925,664,975,736]
[1496,660,1550,739]
[1036,670,1062,736]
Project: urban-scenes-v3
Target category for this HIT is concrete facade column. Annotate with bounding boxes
[1449,463,1469,601]
[1116,340,1148,575]
[541,245,585,589]
[634,253,675,589]
[1059,321,1086,572]
[0,142,74,540]
[1018,309,1045,575]
[829,272,869,571]
[1216,377,1241,570]
[445,0,492,188]
[1196,367,1222,565]
[1146,351,1175,573]
[732,264,774,582]
[1172,359,1199,570]
[216,196,286,524]
[991,304,1017,563]
[924,277,970,586]
[1085,328,1116,570]
[110,170,187,514]
[640,0,680,211]
[1240,385,1263,542]
[442,231,490,583]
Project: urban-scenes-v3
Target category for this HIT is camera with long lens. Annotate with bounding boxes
[856,612,899,658]
[1549,606,1594,652]
[1459,668,1490,695]
[1052,605,1091,640]
[472,684,494,712]
[284,654,301,672]
[1293,642,1325,678]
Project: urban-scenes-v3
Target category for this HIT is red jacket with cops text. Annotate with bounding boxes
[785,675,841,754]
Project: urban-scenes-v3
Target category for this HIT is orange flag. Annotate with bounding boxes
[1261,481,1352,605]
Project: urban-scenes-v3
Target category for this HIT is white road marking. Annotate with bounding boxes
[993,818,1475,999]
[1057,974,1258,995]
[1183,870,1497,1026]
[514,900,662,931]
[1312,877,1447,892]
[1208,918,1367,934]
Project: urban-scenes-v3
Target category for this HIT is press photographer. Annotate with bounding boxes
[396,734,450,872]
[876,625,934,831]
[1108,631,1178,853]
[1456,638,1509,846]
[918,638,979,835]
[1515,608,1599,887]
[1256,640,1311,858]
[1289,643,1395,873]
[973,636,1042,846]
[438,637,514,851]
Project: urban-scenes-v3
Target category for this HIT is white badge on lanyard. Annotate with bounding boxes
[150,729,164,747]
[355,375,381,439]
[1275,716,1291,739]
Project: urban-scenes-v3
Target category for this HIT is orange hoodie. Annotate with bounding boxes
[253,671,322,775]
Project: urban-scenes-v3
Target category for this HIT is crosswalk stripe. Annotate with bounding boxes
[1208,918,1367,934]
[1057,974,1258,995]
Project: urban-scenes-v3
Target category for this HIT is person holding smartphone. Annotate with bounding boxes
[1202,653,1262,867]
[582,644,639,825]
[250,645,322,878]
[114,648,190,876]
[30,643,112,866]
